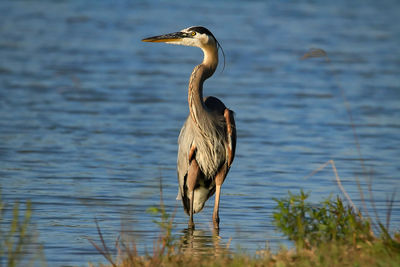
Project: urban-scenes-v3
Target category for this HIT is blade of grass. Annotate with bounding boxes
[385,190,396,231]
[88,219,116,267]
[305,160,357,213]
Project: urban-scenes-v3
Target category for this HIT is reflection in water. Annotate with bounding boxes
[179,228,230,257]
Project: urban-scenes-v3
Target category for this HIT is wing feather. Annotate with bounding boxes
[224,108,236,168]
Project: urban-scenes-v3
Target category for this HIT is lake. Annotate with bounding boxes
[1,0,399,265]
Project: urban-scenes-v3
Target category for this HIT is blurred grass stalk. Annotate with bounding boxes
[0,192,45,267]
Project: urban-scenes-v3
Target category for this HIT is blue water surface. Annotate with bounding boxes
[1,0,399,266]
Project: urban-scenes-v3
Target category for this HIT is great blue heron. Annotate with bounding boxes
[142,26,236,229]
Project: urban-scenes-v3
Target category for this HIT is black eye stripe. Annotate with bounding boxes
[188,26,213,36]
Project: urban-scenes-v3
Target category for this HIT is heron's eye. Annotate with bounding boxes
[191,31,196,36]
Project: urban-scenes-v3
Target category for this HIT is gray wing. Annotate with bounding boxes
[176,96,236,200]
[204,96,236,169]
[176,117,193,200]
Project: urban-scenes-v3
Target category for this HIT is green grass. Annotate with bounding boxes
[273,190,374,249]
[0,192,45,267]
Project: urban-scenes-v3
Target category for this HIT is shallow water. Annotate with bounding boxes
[1,0,400,265]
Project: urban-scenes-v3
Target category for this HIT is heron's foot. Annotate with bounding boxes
[188,220,195,230]
[213,226,220,237]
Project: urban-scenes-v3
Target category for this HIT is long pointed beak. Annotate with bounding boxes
[142,31,188,43]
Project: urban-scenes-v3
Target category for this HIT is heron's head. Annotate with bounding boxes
[142,26,219,50]
[142,26,225,71]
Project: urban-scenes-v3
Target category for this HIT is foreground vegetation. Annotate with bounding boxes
[0,193,45,267]
[1,188,398,267]
[90,190,399,267]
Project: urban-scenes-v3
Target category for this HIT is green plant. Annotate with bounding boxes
[145,178,177,258]
[0,192,44,267]
[146,203,176,256]
[273,190,374,248]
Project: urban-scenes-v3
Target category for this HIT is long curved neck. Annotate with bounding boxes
[188,45,218,130]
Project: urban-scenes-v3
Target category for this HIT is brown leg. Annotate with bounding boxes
[213,185,221,228]
[188,191,195,229]
[187,159,200,229]
[213,166,227,229]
